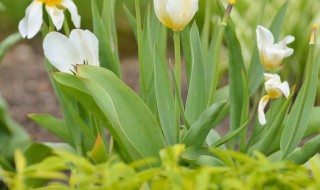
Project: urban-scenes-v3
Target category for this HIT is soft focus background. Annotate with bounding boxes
[0,0,319,141]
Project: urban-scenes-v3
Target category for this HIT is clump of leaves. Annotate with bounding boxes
[1,145,319,190]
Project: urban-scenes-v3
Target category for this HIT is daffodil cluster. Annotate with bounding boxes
[256,26,294,125]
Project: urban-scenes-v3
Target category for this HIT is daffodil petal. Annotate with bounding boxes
[21,1,43,39]
[46,5,64,31]
[69,29,100,66]
[43,32,82,74]
[258,95,270,125]
[60,0,81,28]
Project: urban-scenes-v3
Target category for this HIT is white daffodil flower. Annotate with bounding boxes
[256,25,295,70]
[258,73,290,125]
[19,0,81,39]
[43,29,100,74]
[153,0,199,31]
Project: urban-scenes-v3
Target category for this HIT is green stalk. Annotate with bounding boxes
[208,2,234,106]
[135,0,145,98]
[174,32,181,91]
[207,24,226,105]
[63,15,70,36]
[174,32,181,143]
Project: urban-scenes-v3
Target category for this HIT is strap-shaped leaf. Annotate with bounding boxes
[185,24,208,125]
[28,114,70,144]
[91,0,121,77]
[281,56,320,158]
[154,47,176,145]
[78,66,168,160]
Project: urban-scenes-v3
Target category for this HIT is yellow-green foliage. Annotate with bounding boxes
[1,145,320,190]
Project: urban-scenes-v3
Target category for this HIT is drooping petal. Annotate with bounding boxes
[256,25,274,49]
[258,95,270,125]
[69,29,100,66]
[279,81,290,98]
[45,5,64,30]
[18,1,43,39]
[60,0,81,28]
[43,32,82,73]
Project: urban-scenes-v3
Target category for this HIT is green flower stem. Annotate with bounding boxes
[208,2,234,106]
[135,0,145,98]
[48,18,55,32]
[208,23,227,106]
[63,15,70,36]
[174,31,181,143]
[174,32,181,92]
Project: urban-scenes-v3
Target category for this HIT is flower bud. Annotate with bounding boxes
[153,0,199,31]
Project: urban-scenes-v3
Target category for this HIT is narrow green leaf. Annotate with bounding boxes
[185,24,208,125]
[285,135,320,164]
[28,114,70,144]
[182,101,226,147]
[0,32,21,63]
[91,0,121,77]
[281,56,320,158]
[212,108,255,148]
[303,107,320,138]
[181,26,192,84]
[154,47,176,145]
[226,20,245,135]
[123,5,138,40]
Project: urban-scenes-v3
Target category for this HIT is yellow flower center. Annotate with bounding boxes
[38,0,62,7]
[267,89,281,99]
